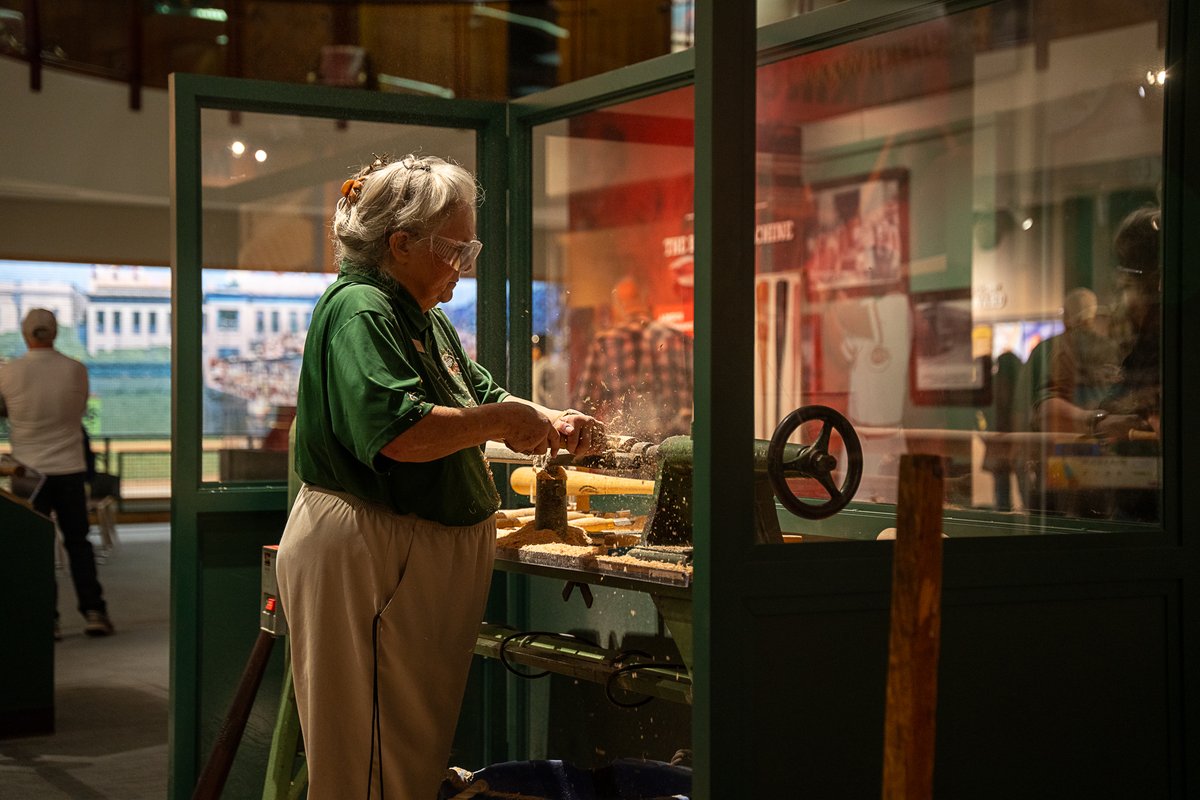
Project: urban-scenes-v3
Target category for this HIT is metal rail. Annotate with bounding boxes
[476,623,692,706]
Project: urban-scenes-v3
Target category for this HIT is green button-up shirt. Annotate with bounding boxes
[294,264,509,526]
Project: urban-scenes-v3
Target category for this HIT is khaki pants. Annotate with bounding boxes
[277,484,495,800]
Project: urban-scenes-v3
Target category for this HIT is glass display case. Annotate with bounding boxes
[752,0,1165,535]
[168,2,1196,797]
[528,0,1166,543]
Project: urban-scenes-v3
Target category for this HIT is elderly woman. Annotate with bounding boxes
[276,153,604,799]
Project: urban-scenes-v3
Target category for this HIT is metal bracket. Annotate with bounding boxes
[561,580,594,608]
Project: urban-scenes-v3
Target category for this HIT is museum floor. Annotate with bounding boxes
[0,523,170,799]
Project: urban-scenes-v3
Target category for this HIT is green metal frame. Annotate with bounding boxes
[169,73,506,799]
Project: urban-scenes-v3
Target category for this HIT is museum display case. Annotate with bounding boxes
[169,2,1197,797]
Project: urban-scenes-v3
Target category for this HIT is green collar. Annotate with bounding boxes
[338,261,431,335]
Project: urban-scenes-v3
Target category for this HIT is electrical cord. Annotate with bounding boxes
[604,651,690,709]
[498,630,598,679]
[367,609,385,800]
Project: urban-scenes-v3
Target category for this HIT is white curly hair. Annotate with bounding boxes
[331,153,479,271]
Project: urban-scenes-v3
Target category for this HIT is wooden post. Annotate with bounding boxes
[882,454,944,800]
[191,630,276,800]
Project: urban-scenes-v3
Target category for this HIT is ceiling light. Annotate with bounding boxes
[152,2,227,23]
[231,140,245,156]
[254,150,268,163]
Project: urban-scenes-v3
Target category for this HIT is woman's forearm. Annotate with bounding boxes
[380,404,513,463]
[381,396,559,462]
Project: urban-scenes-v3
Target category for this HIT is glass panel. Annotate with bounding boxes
[758,0,848,27]
[531,88,696,442]
[199,109,476,483]
[0,261,175,499]
[755,0,1166,539]
[524,88,695,759]
[670,0,849,50]
[40,0,137,78]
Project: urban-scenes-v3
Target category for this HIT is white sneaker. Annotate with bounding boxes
[84,610,114,637]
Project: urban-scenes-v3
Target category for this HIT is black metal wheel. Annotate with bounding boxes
[767,405,863,520]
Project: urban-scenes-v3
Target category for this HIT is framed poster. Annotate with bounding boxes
[910,288,992,406]
[802,168,909,298]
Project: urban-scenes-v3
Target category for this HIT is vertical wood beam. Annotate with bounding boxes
[24,0,41,92]
[128,0,143,110]
[882,454,945,800]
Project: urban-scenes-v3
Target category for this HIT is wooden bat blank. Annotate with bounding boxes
[510,467,655,497]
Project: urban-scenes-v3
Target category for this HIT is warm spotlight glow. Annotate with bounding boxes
[231,140,245,156]
[254,149,268,163]
[1156,69,1167,85]
[1022,218,1034,231]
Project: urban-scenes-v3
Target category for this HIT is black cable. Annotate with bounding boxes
[497,630,597,679]
[604,652,690,709]
[367,609,384,800]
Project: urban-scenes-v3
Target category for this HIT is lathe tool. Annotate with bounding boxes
[491,404,863,560]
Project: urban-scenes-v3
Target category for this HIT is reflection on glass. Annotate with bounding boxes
[199,267,333,479]
[529,89,695,771]
[669,0,849,50]
[198,109,476,482]
[532,88,696,446]
[755,0,1165,536]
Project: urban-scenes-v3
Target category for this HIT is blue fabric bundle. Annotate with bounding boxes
[439,758,691,799]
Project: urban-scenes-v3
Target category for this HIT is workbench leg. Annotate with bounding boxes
[262,645,308,800]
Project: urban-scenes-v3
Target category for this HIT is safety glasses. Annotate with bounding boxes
[429,235,483,276]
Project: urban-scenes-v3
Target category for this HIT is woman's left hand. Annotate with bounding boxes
[554,410,607,455]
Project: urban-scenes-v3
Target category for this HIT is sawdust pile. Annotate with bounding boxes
[495,521,590,550]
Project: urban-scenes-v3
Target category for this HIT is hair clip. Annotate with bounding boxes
[340,178,364,205]
[400,155,432,173]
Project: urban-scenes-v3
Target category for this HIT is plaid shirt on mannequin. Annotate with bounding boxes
[575,318,693,441]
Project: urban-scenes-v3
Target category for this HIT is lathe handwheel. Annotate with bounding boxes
[767,405,863,520]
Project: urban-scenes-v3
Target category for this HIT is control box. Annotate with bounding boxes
[260,545,287,637]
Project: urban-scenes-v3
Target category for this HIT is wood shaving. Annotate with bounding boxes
[586,532,641,549]
[599,553,691,574]
[493,508,691,586]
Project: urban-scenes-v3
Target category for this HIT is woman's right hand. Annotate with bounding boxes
[1095,412,1153,442]
[500,402,560,455]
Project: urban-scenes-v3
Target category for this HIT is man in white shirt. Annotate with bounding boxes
[0,308,113,637]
